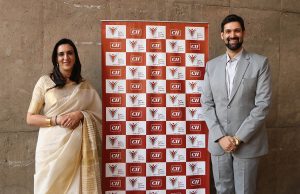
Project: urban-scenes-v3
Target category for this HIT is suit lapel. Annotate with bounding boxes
[229,50,250,103]
[216,54,228,98]
[228,50,250,103]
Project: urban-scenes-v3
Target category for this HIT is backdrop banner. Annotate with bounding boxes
[101,20,209,194]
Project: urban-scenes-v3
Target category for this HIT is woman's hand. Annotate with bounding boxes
[58,111,83,129]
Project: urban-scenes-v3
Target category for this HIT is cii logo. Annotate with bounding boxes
[130,111,142,118]
[151,42,161,49]
[190,123,201,131]
[151,124,162,132]
[110,42,121,49]
[190,97,200,104]
[190,70,201,77]
[130,83,142,90]
[190,151,201,159]
[190,178,201,186]
[151,69,161,77]
[171,83,181,90]
[110,97,121,105]
[151,97,161,104]
[170,56,181,63]
[150,152,162,159]
[171,138,182,145]
[110,180,121,188]
[171,110,181,118]
[130,166,142,173]
[150,179,162,187]
[170,29,181,36]
[110,152,121,160]
[130,55,142,63]
[130,138,142,145]
[130,28,142,36]
[171,165,182,173]
[190,43,200,50]
[110,69,121,76]
[110,124,121,132]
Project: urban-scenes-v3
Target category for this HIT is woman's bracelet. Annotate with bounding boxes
[45,118,52,127]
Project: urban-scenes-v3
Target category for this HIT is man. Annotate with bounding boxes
[201,14,272,194]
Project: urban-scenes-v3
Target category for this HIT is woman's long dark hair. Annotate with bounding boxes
[50,38,83,88]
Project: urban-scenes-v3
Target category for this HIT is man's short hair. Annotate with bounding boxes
[221,14,245,32]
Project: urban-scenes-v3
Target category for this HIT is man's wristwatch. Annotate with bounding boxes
[233,136,241,146]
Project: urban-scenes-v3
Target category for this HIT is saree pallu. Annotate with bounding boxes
[28,75,102,194]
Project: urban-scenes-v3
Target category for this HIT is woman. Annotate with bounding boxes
[27,38,102,194]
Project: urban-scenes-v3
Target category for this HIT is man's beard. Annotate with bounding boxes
[225,37,243,51]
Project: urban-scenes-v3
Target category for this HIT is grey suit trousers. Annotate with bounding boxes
[211,153,260,194]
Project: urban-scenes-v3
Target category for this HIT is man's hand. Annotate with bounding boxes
[218,136,237,152]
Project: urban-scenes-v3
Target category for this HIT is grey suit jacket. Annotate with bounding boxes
[201,50,272,158]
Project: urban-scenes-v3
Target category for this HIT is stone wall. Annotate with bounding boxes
[0,0,299,193]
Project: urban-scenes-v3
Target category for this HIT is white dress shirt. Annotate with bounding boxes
[226,49,243,97]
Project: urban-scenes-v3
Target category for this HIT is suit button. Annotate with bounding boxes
[227,120,231,124]
[227,105,231,109]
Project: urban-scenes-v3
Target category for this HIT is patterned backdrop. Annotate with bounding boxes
[101,21,209,194]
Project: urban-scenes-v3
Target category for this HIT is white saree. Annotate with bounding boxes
[28,75,102,194]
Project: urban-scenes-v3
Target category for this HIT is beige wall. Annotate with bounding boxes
[0,0,299,193]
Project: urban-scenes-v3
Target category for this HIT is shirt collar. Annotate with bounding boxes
[226,48,244,62]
